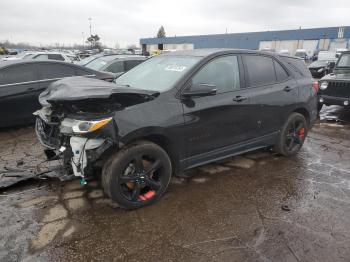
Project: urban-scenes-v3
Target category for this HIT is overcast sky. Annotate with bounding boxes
[0,0,349,48]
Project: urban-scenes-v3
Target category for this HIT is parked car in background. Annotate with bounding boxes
[35,49,317,209]
[308,51,337,78]
[30,52,75,63]
[318,51,350,110]
[278,50,290,55]
[0,60,114,127]
[76,53,106,66]
[84,55,146,76]
[294,49,308,60]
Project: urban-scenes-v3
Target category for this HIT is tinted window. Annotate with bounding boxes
[124,60,144,71]
[192,55,240,93]
[274,60,289,82]
[245,55,276,86]
[281,57,311,77]
[48,54,65,61]
[0,64,37,85]
[34,54,49,60]
[37,63,75,79]
[75,68,94,76]
[105,61,124,73]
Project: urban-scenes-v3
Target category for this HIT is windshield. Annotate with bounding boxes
[85,55,120,71]
[309,60,328,67]
[114,56,201,92]
[337,54,350,68]
[77,54,100,65]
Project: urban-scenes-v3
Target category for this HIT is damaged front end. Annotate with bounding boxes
[35,77,158,181]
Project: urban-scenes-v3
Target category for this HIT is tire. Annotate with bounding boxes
[274,113,308,157]
[101,140,172,209]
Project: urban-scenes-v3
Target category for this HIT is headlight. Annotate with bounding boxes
[317,68,324,73]
[320,82,328,90]
[61,117,113,134]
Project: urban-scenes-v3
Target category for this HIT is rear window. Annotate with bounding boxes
[48,54,65,61]
[281,57,311,77]
[245,55,276,87]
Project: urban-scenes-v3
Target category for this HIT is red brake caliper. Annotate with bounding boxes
[139,190,156,201]
[299,127,305,139]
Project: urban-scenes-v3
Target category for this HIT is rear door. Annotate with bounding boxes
[242,54,298,137]
[0,64,40,126]
[182,55,257,160]
[37,62,76,91]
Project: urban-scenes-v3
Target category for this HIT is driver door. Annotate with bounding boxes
[181,55,255,162]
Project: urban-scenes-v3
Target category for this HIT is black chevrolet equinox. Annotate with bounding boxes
[35,49,318,209]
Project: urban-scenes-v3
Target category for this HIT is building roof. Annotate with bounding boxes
[140,26,350,50]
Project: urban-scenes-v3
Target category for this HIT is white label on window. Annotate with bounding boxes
[165,65,186,72]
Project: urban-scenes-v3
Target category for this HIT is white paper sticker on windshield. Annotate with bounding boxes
[165,65,187,72]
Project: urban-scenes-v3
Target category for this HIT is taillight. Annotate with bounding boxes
[313,81,319,93]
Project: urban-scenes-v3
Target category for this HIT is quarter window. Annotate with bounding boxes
[245,55,276,87]
[274,60,289,82]
[192,55,240,93]
[0,64,37,85]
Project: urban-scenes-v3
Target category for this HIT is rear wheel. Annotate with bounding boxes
[102,141,172,209]
[274,113,307,156]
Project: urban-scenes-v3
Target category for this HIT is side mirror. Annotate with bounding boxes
[328,61,336,69]
[182,83,217,98]
[335,53,340,58]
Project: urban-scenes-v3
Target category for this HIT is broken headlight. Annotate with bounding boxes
[61,117,113,134]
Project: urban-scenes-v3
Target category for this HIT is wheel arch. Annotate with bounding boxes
[292,107,310,127]
[120,128,180,174]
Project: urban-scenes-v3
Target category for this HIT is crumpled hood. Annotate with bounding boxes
[39,76,159,106]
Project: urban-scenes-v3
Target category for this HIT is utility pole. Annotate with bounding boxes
[82,32,85,49]
[88,18,92,36]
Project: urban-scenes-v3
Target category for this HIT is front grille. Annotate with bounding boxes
[320,81,350,98]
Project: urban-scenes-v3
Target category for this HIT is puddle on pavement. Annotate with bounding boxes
[1,106,350,261]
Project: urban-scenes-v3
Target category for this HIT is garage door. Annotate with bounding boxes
[259,41,273,50]
[302,40,318,57]
[329,40,347,51]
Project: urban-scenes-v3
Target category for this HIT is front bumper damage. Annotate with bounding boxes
[35,107,116,180]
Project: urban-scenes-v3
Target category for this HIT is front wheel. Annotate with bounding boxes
[102,141,172,209]
[274,113,308,156]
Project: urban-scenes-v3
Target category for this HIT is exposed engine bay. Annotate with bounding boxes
[35,77,159,181]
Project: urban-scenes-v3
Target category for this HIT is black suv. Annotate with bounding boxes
[318,51,350,110]
[35,49,318,209]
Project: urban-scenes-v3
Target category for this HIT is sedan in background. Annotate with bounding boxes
[84,55,146,76]
[0,60,114,127]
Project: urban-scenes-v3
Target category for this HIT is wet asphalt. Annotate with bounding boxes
[1,105,350,262]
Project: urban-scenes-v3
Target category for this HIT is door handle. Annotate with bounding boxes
[283,86,293,92]
[26,87,35,91]
[232,95,247,102]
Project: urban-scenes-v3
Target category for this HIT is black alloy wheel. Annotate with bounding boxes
[275,113,308,156]
[102,141,172,209]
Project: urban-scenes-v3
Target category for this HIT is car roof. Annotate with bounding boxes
[161,48,298,59]
[0,59,80,69]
